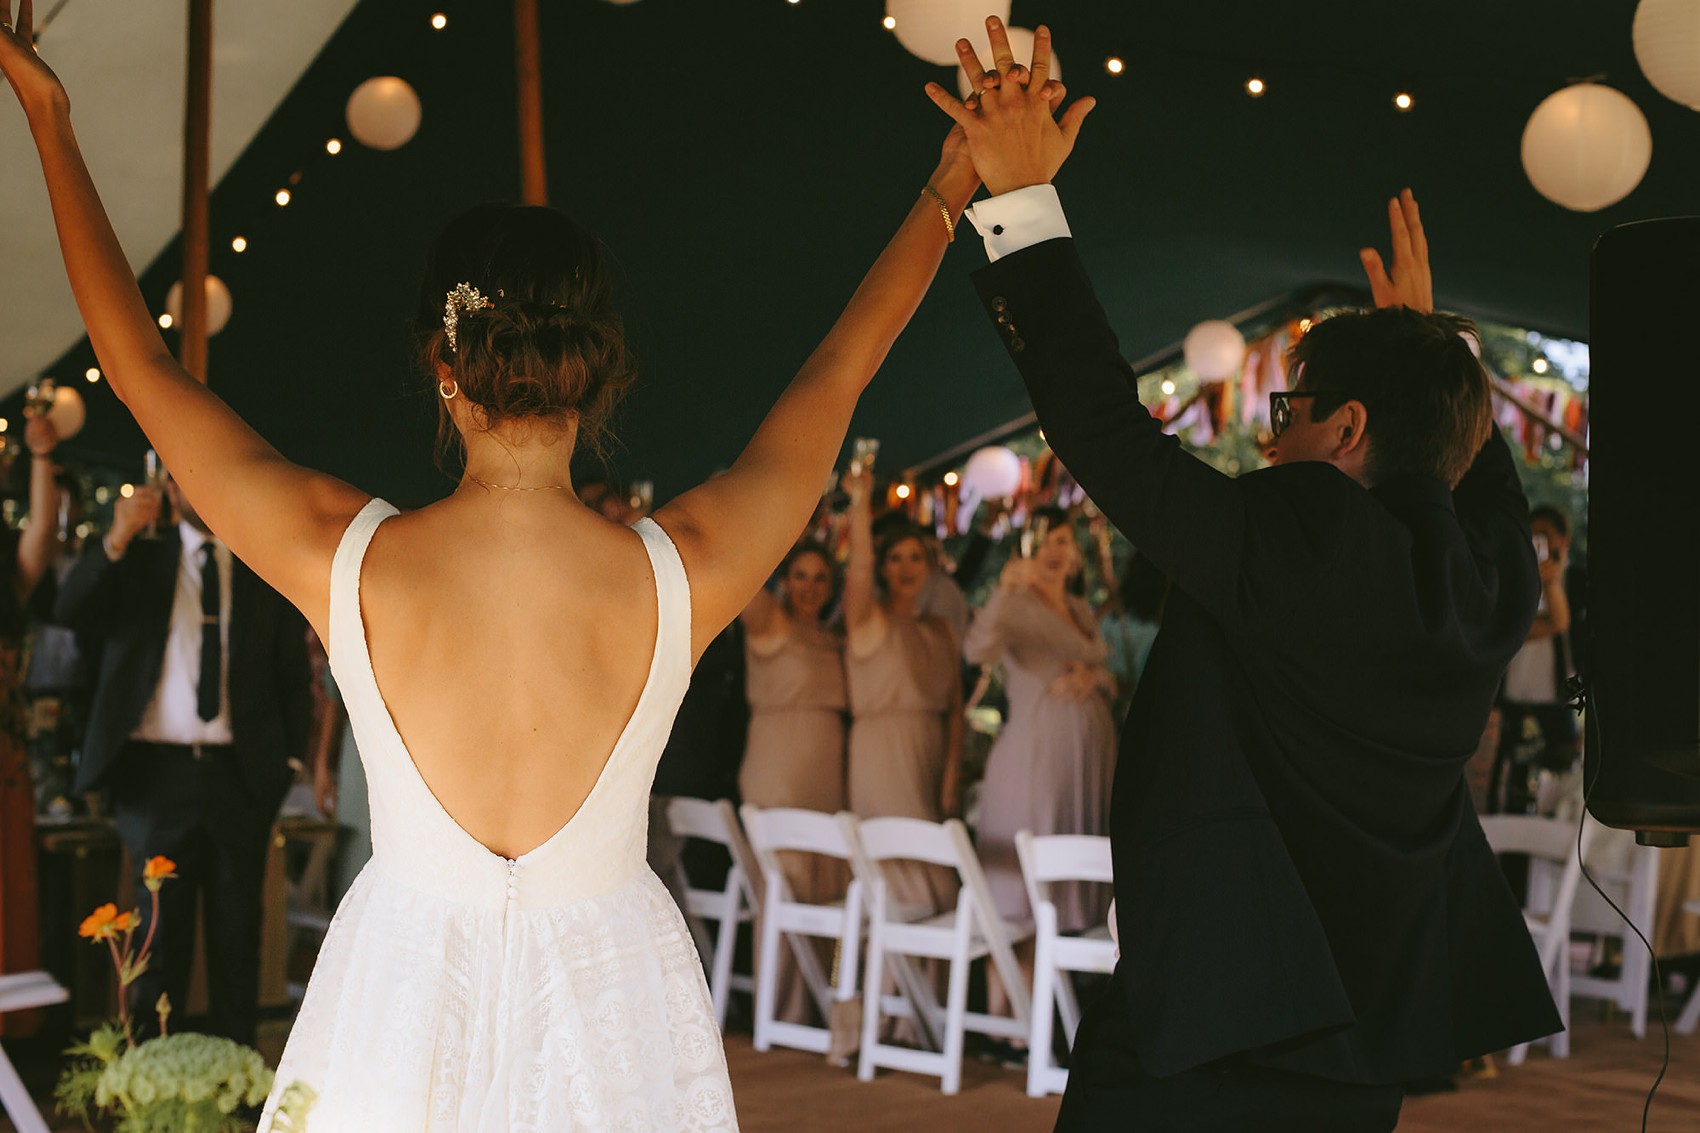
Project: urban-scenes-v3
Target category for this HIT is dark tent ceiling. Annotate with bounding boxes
[11,0,1695,505]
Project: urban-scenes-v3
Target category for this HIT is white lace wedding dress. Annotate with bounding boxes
[258,499,737,1132]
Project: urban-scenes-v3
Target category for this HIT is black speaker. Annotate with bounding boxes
[1585,218,1700,845]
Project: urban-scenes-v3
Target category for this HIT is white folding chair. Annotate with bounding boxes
[664,797,760,1029]
[845,814,1033,1095]
[1565,823,1659,1039]
[740,805,864,1055]
[0,971,70,1133]
[1015,831,1117,1098]
[1480,814,1592,1063]
[1677,900,1700,1036]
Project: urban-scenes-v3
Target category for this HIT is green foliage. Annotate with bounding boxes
[55,1030,280,1133]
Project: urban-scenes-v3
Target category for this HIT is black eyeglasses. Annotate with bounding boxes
[1268,391,1325,440]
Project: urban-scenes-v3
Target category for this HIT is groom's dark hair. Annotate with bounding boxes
[1289,308,1493,488]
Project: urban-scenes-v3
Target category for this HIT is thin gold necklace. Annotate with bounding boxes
[465,473,571,492]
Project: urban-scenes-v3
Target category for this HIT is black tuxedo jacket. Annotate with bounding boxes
[56,527,312,809]
[974,239,1559,1085]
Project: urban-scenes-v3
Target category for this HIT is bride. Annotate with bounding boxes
[0,3,1085,1126]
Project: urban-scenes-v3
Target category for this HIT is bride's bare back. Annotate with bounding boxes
[360,497,660,860]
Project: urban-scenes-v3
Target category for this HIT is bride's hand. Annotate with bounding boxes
[0,1,70,119]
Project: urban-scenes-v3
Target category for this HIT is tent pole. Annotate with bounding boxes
[515,0,547,206]
[179,0,213,384]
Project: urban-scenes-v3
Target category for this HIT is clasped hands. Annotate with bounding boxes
[927,17,1436,317]
[926,18,1096,198]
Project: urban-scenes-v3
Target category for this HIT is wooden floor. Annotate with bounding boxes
[5,1006,1698,1130]
[720,1009,1700,1132]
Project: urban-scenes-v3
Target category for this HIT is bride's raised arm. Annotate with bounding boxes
[658,128,979,661]
[0,3,369,639]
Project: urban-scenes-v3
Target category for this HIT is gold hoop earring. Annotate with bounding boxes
[439,379,459,400]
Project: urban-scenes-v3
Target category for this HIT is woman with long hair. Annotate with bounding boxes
[964,507,1117,1024]
[739,542,848,1024]
[0,2,1043,1121]
[842,469,964,1042]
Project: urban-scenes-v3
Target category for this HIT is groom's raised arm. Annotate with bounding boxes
[929,16,1345,628]
[967,215,1340,630]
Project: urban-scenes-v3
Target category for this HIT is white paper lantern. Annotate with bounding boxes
[961,445,1023,499]
[47,383,86,440]
[955,27,1060,99]
[1634,0,1700,110]
[1520,83,1652,212]
[165,275,234,336]
[346,76,422,151]
[1183,320,1246,381]
[887,0,1011,67]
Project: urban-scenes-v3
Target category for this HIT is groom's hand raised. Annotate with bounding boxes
[924,18,1095,197]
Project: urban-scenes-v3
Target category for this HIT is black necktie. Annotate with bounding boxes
[198,543,222,722]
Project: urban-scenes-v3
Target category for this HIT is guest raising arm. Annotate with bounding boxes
[13,417,62,601]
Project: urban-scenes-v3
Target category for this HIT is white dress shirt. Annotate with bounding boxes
[130,520,235,745]
[963,183,1072,262]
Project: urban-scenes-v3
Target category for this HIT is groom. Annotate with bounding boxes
[930,19,1560,1131]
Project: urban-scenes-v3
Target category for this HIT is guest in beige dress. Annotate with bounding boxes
[843,469,963,1038]
[965,507,1118,1019]
[740,542,849,1023]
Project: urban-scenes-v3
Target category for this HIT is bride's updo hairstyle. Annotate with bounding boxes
[415,203,635,465]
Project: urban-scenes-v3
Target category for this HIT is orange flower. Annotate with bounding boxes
[112,909,141,933]
[78,903,120,941]
[142,856,177,891]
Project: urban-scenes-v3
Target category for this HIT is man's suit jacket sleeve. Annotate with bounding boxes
[971,239,1350,630]
[54,541,124,633]
[1451,427,1541,642]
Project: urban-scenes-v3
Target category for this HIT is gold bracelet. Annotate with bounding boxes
[922,184,955,243]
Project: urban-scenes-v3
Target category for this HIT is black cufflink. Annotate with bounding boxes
[992,224,1005,236]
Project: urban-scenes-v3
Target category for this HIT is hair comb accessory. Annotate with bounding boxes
[443,282,494,352]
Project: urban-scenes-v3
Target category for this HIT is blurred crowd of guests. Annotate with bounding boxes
[645,464,1168,1035]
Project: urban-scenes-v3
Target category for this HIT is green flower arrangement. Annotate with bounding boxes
[53,1026,298,1132]
[53,855,314,1131]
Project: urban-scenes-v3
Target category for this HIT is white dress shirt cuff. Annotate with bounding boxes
[963,184,1072,263]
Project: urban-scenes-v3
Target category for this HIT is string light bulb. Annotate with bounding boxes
[231,236,248,253]
[274,188,292,207]
[85,367,101,382]
[882,15,896,30]
[1532,357,1550,374]
[119,484,135,499]
[430,13,447,30]
[325,138,343,155]
[895,483,912,500]
[1394,91,1413,111]
[1160,378,1177,396]
[158,313,174,329]
[943,471,960,487]
[1246,75,1266,97]
[1105,56,1125,75]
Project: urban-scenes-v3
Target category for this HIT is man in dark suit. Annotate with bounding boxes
[58,474,311,1044]
[928,20,1558,1130]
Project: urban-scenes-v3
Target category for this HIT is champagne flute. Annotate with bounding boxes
[848,436,880,479]
[627,479,654,517]
[142,449,167,539]
[23,378,56,419]
[1019,513,1053,560]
